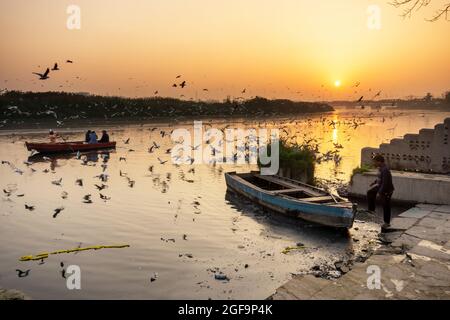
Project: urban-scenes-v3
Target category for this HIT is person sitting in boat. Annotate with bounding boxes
[48,129,59,143]
[88,130,98,144]
[98,130,110,143]
[85,130,92,143]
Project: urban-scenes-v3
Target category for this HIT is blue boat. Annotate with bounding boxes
[225,171,357,229]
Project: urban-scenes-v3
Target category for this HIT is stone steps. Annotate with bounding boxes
[269,205,450,300]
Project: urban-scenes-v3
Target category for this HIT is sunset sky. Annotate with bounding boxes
[0,0,449,101]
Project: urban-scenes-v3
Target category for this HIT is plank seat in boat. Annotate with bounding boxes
[271,186,322,198]
[256,175,324,196]
[272,188,323,197]
[299,196,334,203]
[272,188,310,194]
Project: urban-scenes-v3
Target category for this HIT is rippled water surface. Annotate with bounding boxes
[0,108,448,299]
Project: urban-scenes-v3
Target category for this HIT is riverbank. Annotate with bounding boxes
[269,204,450,299]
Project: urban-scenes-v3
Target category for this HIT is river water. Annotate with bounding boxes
[0,108,448,299]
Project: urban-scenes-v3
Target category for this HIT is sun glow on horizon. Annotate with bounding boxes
[0,1,448,100]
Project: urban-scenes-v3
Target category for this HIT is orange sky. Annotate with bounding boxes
[0,0,449,101]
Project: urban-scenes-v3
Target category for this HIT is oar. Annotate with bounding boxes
[323,186,339,204]
[328,192,338,204]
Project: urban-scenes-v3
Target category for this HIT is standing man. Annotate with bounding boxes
[367,155,395,229]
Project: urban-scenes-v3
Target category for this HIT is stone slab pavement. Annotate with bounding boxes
[269,204,450,300]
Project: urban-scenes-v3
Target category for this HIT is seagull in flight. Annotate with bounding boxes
[16,269,30,278]
[33,68,50,80]
[373,91,382,98]
[157,157,168,165]
[52,63,60,71]
[53,207,65,218]
[25,204,35,211]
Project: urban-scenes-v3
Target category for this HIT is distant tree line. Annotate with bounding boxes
[396,92,450,110]
[0,91,333,123]
[329,92,450,110]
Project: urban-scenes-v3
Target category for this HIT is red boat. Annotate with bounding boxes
[25,141,116,154]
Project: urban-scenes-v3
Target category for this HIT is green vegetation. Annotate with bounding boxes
[349,164,374,186]
[260,139,316,184]
[0,91,333,123]
[352,164,373,176]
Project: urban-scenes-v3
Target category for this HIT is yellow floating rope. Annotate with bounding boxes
[281,245,305,254]
[20,245,130,261]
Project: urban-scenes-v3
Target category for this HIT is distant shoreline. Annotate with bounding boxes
[0,112,334,133]
[328,98,450,110]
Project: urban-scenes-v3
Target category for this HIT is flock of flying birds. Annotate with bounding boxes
[27,60,252,99]
[0,54,409,287]
[4,63,395,209]
[2,57,388,104]
[1,113,379,219]
[32,60,74,80]
[1,109,405,283]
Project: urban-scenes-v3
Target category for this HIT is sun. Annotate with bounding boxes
[334,80,341,87]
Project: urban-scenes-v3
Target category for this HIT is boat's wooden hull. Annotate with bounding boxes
[25,141,116,154]
[225,172,356,229]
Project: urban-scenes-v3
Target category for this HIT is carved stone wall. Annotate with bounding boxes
[361,117,450,173]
